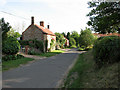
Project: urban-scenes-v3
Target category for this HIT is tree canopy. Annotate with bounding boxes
[87,2,120,33]
[0,18,11,40]
[79,28,96,48]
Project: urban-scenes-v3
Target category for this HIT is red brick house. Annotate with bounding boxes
[22,16,56,52]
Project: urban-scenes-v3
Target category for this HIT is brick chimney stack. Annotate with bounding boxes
[31,16,34,25]
[40,21,44,27]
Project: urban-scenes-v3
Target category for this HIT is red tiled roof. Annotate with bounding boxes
[35,24,55,36]
[93,33,120,37]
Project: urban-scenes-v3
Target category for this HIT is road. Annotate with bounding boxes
[3,48,84,88]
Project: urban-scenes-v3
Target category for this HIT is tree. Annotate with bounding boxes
[66,32,70,40]
[87,2,120,34]
[0,18,11,41]
[55,32,66,48]
[62,32,66,37]
[79,28,96,48]
[7,28,21,39]
[69,37,76,46]
[71,31,79,46]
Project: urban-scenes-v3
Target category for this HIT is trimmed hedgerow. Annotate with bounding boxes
[93,36,120,67]
[2,54,24,61]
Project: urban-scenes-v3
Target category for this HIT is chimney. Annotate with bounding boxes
[40,21,44,27]
[31,16,34,25]
[47,25,49,29]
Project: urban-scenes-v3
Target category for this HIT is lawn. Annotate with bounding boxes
[2,57,34,71]
[62,50,119,88]
[36,50,64,57]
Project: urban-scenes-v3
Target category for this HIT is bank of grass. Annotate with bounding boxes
[62,50,119,88]
[2,57,34,71]
[37,50,64,57]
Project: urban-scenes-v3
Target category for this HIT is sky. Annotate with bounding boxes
[0,0,92,34]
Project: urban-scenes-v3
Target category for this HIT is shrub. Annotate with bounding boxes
[93,36,120,67]
[79,28,97,48]
[2,54,24,61]
[69,37,76,46]
[2,37,20,55]
[18,40,29,47]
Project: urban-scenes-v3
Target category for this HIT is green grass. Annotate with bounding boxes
[36,50,64,57]
[62,50,119,88]
[2,57,34,71]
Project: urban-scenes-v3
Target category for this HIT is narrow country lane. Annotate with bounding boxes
[3,49,84,88]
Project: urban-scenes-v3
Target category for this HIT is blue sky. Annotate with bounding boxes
[0,0,92,34]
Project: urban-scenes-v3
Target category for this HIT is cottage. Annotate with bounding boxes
[22,16,56,52]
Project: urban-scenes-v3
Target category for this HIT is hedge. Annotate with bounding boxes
[93,36,120,67]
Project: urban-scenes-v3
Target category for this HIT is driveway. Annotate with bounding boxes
[2,48,84,88]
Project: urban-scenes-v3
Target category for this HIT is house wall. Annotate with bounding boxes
[22,25,44,41]
[47,35,56,51]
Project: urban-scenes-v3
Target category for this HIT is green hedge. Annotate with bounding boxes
[93,36,120,67]
[2,37,20,55]
[2,54,24,61]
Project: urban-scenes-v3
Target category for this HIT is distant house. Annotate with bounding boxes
[93,33,120,37]
[64,37,69,47]
[22,16,56,51]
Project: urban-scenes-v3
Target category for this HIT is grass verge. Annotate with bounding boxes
[2,57,34,71]
[36,50,64,57]
[62,50,119,88]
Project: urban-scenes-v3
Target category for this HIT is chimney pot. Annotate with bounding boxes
[47,25,50,29]
[31,16,34,25]
[40,21,44,27]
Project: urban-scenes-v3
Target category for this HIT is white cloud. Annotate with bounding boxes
[0,0,7,6]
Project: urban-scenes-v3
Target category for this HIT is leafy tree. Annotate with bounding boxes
[55,32,66,48]
[69,37,76,46]
[87,2,120,33]
[62,32,66,37]
[79,28,96,48]
[7,28,21,39]
[0,18,11,41]
[66,32,70,40]
[71,31,79,46]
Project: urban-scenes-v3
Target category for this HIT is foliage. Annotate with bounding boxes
[18,40,29,47]
[79,28,96,48]
[87,2,120,33]
[70,45,77,48]
[62,50,119,88]
[71,31,79,46]
[28,49,40,55]
[62,32,66,37]
[69,37,76,46]
[93,36,120,67]
[2,37,20,55]
[7,28,21,39]
[0,18,11,41]
[66,32,70,40]
[55,32,66,48]
[2,54,24,61]
[19,39,44,52]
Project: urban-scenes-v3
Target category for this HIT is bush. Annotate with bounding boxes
[69,37,76,46]
[93,36,120,67]
[2,37,20,55]
[2,54,24,61]
[18,40,29,47]
[79,28,97,48]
